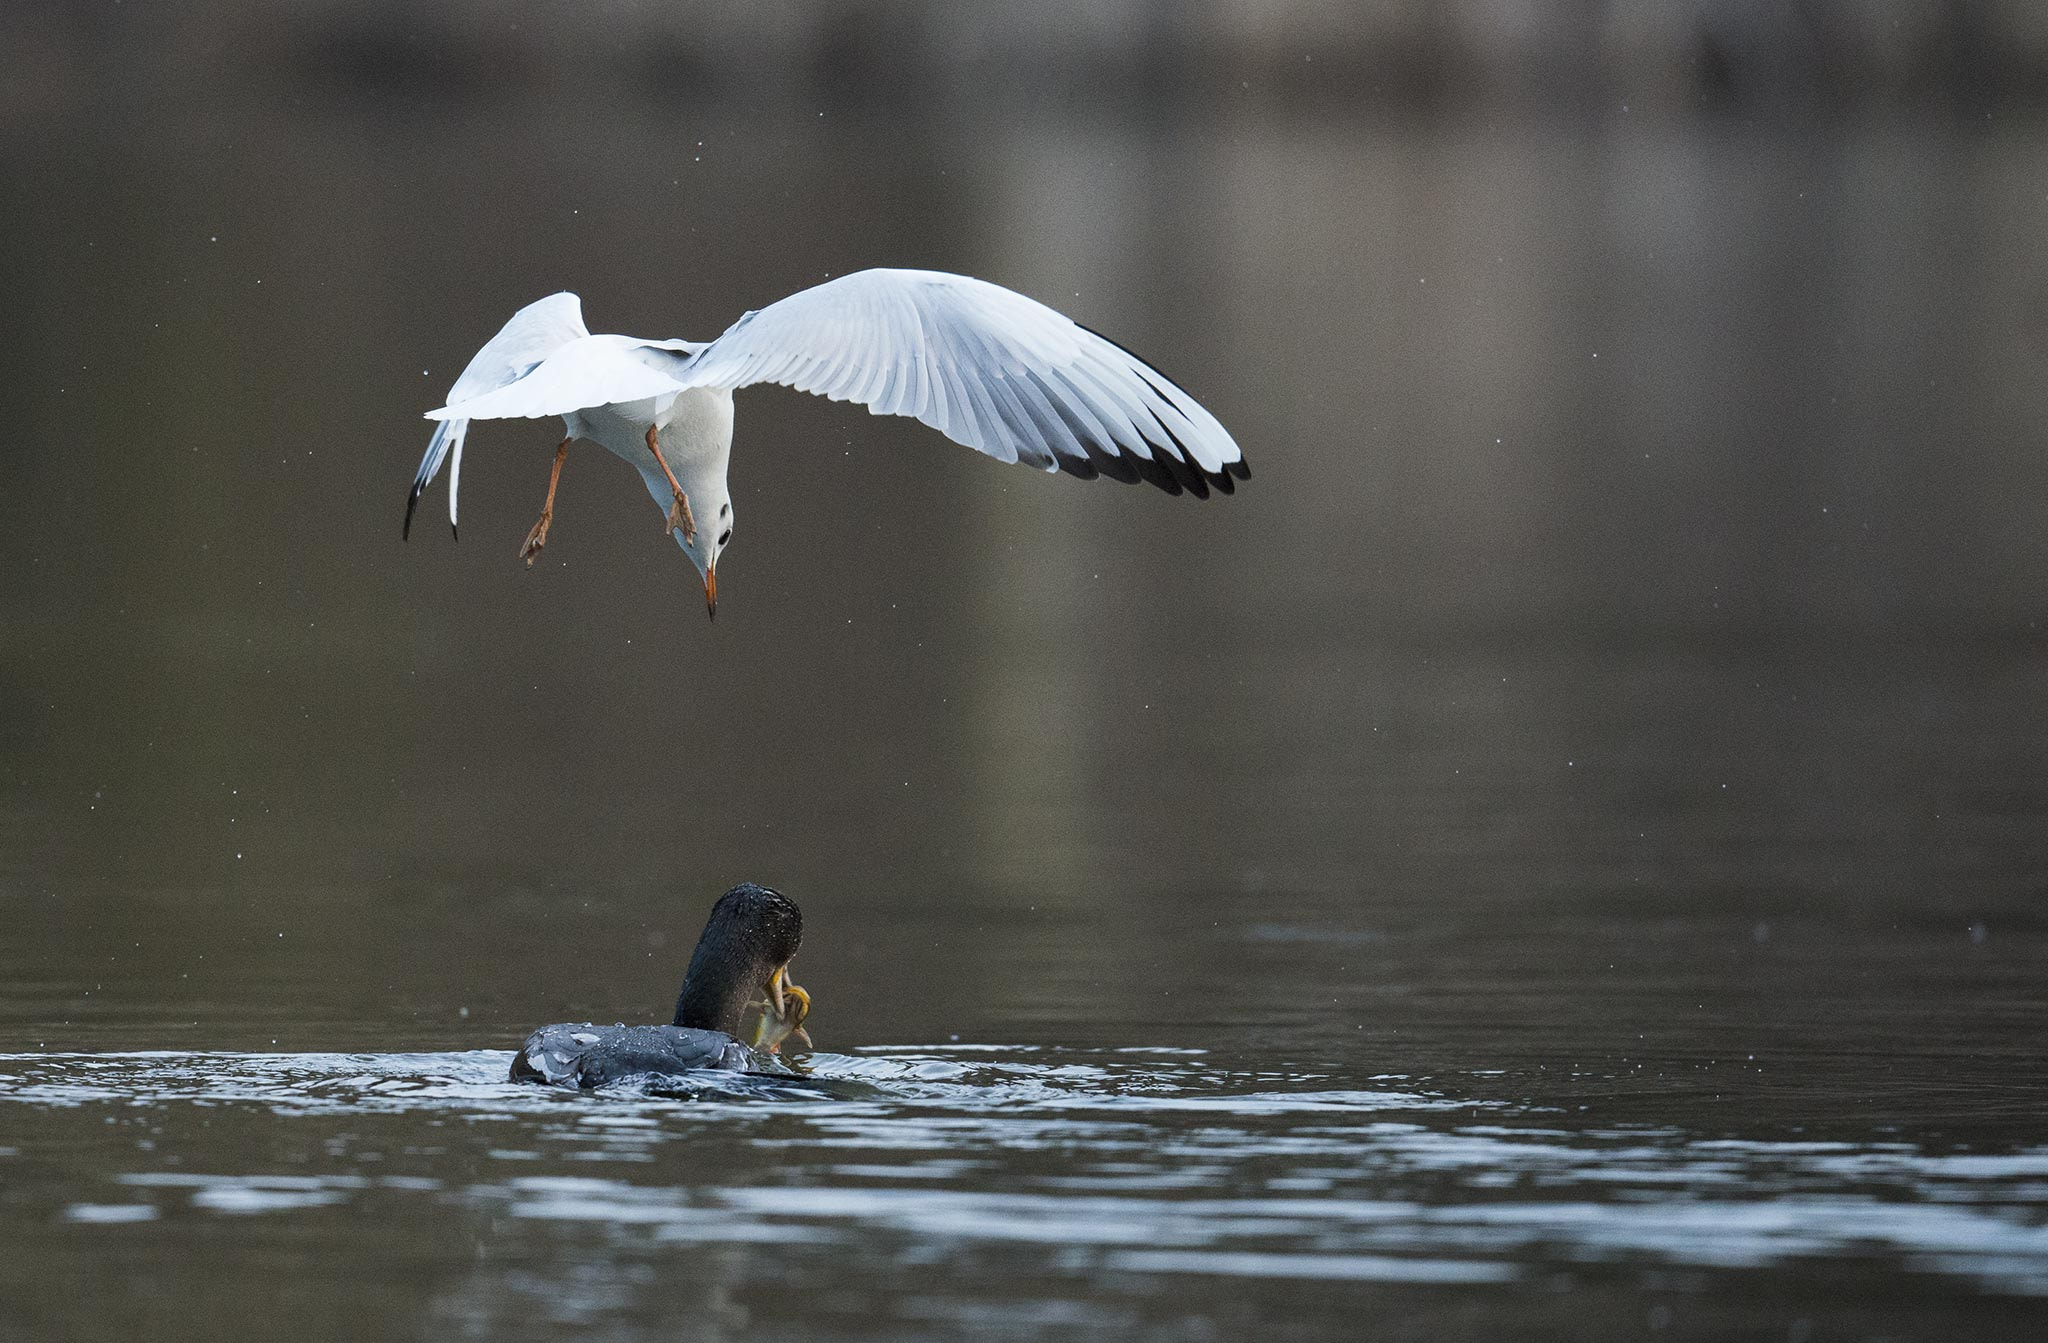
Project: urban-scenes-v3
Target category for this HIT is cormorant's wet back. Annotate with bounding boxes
[509,882,810,1088]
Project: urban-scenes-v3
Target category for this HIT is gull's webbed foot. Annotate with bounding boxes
[642,423,697,543]
[522,438,569,567]
[666,491,697,544]
[519,511,552,565]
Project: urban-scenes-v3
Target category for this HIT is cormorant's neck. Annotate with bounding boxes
[671,958,759,1035]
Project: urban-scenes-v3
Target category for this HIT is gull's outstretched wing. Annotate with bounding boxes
[406,292,592,540]
[660,268,1247,497]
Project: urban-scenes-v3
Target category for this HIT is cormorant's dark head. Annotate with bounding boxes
[671,883,804,1034]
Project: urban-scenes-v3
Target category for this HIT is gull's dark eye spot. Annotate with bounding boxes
[720,503,731,518]
[718,529,732,547]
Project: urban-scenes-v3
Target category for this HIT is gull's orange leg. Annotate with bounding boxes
[519,438,570,565]
[644,424,696,542]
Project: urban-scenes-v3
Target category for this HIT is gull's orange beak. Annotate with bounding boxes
[704,563,717,621]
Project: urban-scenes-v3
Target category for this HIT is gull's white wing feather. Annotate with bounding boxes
[423,335,692,423]
[663,269,1247,497]
[446,292,591,404]
[406,292,591,540]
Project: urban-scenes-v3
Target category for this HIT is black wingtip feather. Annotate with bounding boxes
[403,487,421,541]
[1148,405,1219,499]
[1067,322,1250,499]
[1081,438,1141,484]
[1150,429,1211,500]
[1128,451,1185,496]
[1028,352,1246,500]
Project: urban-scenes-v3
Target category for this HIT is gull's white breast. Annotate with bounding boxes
[564,387,734,480]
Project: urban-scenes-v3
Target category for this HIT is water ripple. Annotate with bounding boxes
[2,1047,2044,1299]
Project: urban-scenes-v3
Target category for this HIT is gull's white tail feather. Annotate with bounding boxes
[447,420,466,535]
[405,417,470,540]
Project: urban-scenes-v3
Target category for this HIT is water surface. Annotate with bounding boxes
[4,1041,2045,1341]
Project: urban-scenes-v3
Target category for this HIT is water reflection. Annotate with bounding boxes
[6,1046,2047,1327]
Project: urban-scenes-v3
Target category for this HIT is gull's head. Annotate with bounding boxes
[676,492,734,620]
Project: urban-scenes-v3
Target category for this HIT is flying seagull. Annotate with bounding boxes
[407,267,1247,617]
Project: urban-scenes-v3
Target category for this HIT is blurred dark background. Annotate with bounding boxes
[1,2,2044,1073]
